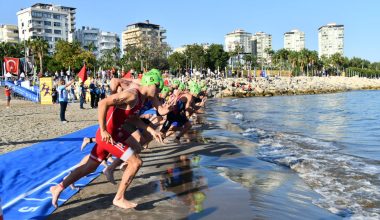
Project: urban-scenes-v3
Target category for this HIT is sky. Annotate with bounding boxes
[1,0,379,62]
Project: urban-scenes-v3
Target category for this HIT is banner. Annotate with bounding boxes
[4,57,20,75]
[20,56,34,75]
[39,77,53,104]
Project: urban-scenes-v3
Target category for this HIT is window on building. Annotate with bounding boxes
[45,36,52,42]
[43,13,52,18]
[32,11,43,18]
[44,21,51,26]
[54,30,62,34]
[54,22,61,27]
[53,14,61,19]
[55,37,61,41]
[45,29,52,33]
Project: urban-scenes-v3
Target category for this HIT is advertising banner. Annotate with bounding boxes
[39,77,53,104]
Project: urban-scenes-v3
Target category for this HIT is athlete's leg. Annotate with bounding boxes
[103,130,143,184]
[113,153,142,209]
[80,137,96,151]
[50,157,100,208]
[175,121,192,142]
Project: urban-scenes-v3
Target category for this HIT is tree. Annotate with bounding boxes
[330,53,345,75]
[53,40,96,73]
[168,52,186,73]
[184,44,206,71]
[272,49,290,72]
[27,38,49,74]
[205,44,229,72]
[86,42,97,53]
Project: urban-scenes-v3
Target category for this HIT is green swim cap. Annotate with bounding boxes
[190,85,201,96]
[188,80,196,88]
[161,86,170,95]
[172,79,180,86]
[178,83,186,91]
[149,68,161,77]
[141,73,160,87]
[200,80,206,87]
[145,70,163,90]
[201,86,207,92]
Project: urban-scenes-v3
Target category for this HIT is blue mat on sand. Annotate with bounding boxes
[0,125,104,220]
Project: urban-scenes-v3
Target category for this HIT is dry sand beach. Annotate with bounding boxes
[0,89,98,154]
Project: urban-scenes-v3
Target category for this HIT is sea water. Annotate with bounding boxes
[203,90,380,219]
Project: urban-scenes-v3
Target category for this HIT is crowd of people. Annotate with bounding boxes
[49,68,208,210]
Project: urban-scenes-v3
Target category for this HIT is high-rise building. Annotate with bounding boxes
[284,29,305,51]
[0,24,19,43]
[251,32,272,63]
[74,27,120,59]
[99,31,120,58]
[224,29,252,54]
[74,26,100,57]
[122,20,166,51]
[17,3,76,53]
[318,23,344,57]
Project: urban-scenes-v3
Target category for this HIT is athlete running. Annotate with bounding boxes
[50,73,164,210]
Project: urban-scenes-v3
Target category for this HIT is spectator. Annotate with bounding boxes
[4,85,11,108]
[57,78,74,123]
[94,84,101,108]
[89,80,96,108]
[100,84,106,100]
[77,82,85,109]
[52,87,58,104]
[20,72,25,81]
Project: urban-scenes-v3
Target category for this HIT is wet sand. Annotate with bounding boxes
[50,128,340,220]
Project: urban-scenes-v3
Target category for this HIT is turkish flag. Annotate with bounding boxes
[78,64,87,82]
[4,57,20,75]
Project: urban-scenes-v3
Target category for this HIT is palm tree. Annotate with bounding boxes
[27,37,49,74]
[330,53,345,75]
[87,42,97,53]
[308,50,319,76]
[288,51,299,75]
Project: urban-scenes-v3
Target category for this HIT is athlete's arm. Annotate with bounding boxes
[127,116,163,144]
[184,94,196,117]
[152,96,175,116]
[97,90,135,144]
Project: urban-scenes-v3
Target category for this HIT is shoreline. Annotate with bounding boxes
[208,76,380,98]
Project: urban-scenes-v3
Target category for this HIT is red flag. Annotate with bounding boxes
[123,70,132,79]
[78,64,87,82]
[4,57,20,75]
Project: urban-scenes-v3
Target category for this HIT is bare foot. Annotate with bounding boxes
[80,137,91,151]
[50,185,63,208]
[103,167,116,185]
[113,198,137,209]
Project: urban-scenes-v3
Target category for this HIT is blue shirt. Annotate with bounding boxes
[57,85,68,102]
